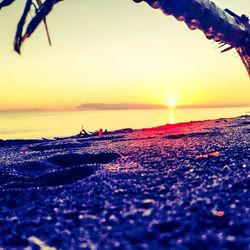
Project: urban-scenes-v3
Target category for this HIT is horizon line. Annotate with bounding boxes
[0,103,250,112]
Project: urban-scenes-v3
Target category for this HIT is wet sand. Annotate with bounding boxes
[0,116,249,249]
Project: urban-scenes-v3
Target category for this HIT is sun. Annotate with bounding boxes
[166,97,177,108]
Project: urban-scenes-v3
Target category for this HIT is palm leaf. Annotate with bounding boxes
[134,0,250,76]
[0,0,249,76]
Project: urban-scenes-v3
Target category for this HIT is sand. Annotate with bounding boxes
[0,116,249,249]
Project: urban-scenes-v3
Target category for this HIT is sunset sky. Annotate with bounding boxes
[0,0,249,110]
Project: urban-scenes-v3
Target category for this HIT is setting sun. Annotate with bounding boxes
[166,97,177,108]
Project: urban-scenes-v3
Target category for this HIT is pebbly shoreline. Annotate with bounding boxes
[0,116,249,249]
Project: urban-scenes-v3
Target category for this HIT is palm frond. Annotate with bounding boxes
[0,0,16,9]
[0,0,61,53]
[0,0,249,76]
[134,0,250,76]
[14,0,32,53]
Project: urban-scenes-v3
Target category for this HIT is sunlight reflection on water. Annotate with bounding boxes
[168,110,175,124]
[0,107,249,139]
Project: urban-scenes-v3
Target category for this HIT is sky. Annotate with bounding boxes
[0,0,249,110]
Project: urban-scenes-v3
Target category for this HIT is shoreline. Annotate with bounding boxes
[0,107,249,140]
[0,115,249,249]
[0,114,249,142]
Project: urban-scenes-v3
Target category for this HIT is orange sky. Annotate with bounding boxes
[0,0,249,110]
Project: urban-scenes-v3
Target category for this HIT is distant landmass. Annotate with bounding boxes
[78,103,250,111]
[78,103,166,110]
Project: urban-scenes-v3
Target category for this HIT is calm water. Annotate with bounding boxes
[0,107,249,139]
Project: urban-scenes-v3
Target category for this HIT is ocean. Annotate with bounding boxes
[0,107,249,139]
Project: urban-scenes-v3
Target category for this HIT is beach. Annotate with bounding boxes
[0,115,249,249]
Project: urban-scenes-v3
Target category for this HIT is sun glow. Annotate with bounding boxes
[166,97,177,109]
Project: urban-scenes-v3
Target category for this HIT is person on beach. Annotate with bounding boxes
[98,129,103,138]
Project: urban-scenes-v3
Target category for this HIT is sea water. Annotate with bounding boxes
[0,107,249,139]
